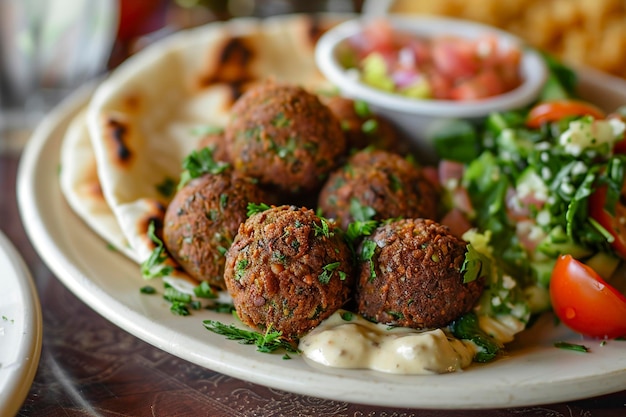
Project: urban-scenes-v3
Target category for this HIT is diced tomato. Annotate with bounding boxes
[550,255,626,339]
[440,208,473,239]
[431,37,479,80]
[449,69,506,100]
[526,100,606,129]
[437,159,465,186]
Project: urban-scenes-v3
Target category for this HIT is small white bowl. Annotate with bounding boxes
[315,15,547,163]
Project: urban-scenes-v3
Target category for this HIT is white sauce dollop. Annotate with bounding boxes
[299,311,476,375]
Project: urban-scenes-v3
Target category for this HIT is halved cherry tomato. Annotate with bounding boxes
[526,99,606,129]
[589,184,626,259]
[550,254,626,339]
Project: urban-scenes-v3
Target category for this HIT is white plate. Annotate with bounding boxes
[17,70,626,410]
[0,231,42,416]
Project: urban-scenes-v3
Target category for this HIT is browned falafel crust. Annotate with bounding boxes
[225,82,347,193]
[356,218,484,329]
[318,149,440,229]
[163,169,267,290]
[321,95,403,153]
[223,205,354,342]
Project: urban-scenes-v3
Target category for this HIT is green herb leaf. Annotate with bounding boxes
[554,341,590,353]
[155,177,177,198]
[141,221,174,279]
[360,239,378,281]
[178,147,230,188]
[203,320,298,353]
[461,244,491,283]
[194,281,218,299]
[247,202,271,217]
[349,198,376,222]
[313,218,332,238]
[140,285,157,294]
[318,262,341,284]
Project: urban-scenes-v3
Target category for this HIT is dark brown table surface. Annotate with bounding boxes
[2,116,626,417]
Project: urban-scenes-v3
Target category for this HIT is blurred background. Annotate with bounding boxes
[1,0,624,135]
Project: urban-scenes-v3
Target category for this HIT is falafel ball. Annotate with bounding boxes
[318,148,440,229]
[163,168,268,290]
[223,205,354,342]
[321,95,403,153]
[225,82,347,193]
[356,218,484,329]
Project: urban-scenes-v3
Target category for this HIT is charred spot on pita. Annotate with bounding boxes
[200,36,256,101]
[104,117,132,163]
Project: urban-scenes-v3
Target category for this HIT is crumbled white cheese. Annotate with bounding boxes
[559,117,624,155]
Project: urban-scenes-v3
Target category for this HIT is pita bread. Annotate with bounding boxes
[60,14,347,285]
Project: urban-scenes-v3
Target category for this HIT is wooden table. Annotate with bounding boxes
[2,118,626,417]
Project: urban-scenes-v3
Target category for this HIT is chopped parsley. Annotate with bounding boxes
[247,202,271,217]
[178,147,230,188]
[194,281,218,299]
[353,100,371,118]
[140,285,157,294]
[141,221,174,279]
[361,118,379,135]
[313,218,332,238]
[203,320,298,354]
[155,176,177,198]
[318,262,342,284]
[554,341,590,353]
[235,259,249,280]
[340,311,354,321]
[349,197,376,222]
[271,111,292,128]
[360,240,378,281]
[461,244,491,284]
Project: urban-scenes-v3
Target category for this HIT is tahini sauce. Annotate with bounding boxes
[299,310,476,374]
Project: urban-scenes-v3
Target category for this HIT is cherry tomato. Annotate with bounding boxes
[526,99,606,129]
[550,254,626,339]
[589,184,626,259]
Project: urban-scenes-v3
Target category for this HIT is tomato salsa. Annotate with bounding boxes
[341,19,523,101]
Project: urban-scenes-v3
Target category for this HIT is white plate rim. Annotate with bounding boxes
[16,72,626,410]
[0,230,42,416]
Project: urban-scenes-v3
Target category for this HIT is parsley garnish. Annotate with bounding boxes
[349,198,376,222]
[313,218,332,238]
[178,147,230,188]
[141,221,174,279]
[140,285,157,294]
[340,311,354,321]
[235,259,249,280]
[155,176,176,198]
[353,100,371,118]
[360,240,378,281]
[318,262,342,284]
[361,118,379,135]
[203,320,298,353]
[554,341,590,353]
[247,202,271,217]
[461,244,490,283]
[194,281,218,299]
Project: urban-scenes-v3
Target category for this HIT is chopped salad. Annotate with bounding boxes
[433,56,626,341]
